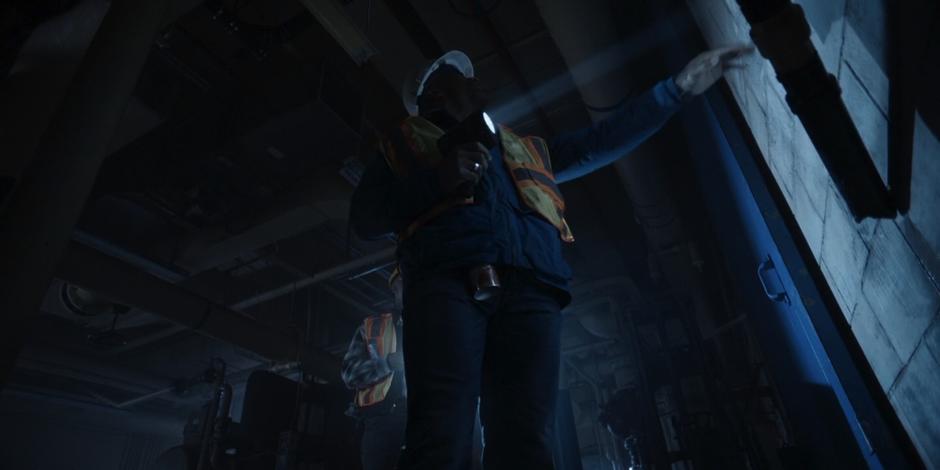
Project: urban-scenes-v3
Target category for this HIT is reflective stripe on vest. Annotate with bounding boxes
[355,313,397,408]
[383,116,574,243]
[498,127,574,242]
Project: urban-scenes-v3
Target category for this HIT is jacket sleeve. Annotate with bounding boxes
[349,152,444,239]
[549,78,686,184]
[341,323,392,390]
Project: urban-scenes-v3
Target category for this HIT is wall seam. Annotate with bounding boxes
[836,0,849,81]
[894,219,940,295]
[842,59,889,119]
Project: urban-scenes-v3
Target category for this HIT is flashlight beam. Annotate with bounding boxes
[489,13,691,126]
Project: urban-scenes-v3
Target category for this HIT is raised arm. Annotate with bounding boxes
[550,45,753,184]
[549,78,684,184]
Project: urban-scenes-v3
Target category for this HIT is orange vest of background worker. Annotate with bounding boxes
[341,268,406,470]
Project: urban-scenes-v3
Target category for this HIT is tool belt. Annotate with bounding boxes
[464,264,569,306]
[407,263,565,304]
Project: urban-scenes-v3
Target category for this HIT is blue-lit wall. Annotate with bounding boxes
[685,0,940,465]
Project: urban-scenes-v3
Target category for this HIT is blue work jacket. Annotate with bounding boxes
[350,78,685,302]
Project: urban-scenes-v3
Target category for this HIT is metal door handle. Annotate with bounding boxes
[758,256,790,304]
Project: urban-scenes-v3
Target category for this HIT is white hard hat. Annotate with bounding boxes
[401,50,475,116]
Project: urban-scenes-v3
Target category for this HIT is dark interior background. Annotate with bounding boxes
[1,0,938,468]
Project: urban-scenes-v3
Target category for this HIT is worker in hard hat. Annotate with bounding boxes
[341,267,407,470]
[349,46,750,469]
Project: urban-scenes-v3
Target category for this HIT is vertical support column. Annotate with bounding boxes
[535,2,679,464]
[0,0,169,386]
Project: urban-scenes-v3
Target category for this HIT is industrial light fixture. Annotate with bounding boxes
[60,283,131,348]
[60,283,129,317]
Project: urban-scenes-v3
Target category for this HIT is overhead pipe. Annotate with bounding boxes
[274,259,378,320]
[56,241,342,381]
[72,229,187,284]
[733,0,896,221]
[229,246,397,310]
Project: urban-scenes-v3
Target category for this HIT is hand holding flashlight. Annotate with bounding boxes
[437,142,491,197]
[436,111,498,197]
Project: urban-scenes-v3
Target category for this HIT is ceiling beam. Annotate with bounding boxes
[230,246,397,311]
[57,241,342,381]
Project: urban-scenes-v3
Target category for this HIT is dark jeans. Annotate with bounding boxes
[362,407,407,470]
[397,269,563,470]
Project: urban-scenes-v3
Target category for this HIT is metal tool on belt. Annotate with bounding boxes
[468,264,500,301]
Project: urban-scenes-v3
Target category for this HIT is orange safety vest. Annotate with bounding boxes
[381,115,575,243]
[354,313,399,408]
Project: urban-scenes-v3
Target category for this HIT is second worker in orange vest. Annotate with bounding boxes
[342,269,407,470]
